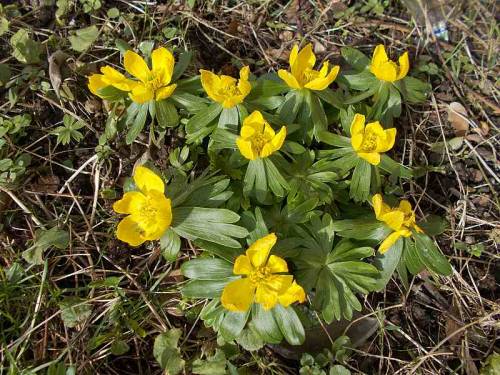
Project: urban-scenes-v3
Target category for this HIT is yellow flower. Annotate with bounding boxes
[87,66,137,97]
[372,194,423,253]
[350,113,396,165]
[113,166,172,246]
[370,45,409,83]
[123,47,177,103]
[200,66,251,108]
[278,43,340,91]
[236,111,286,160]
[221,233,306,312]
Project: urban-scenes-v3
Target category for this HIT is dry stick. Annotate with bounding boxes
[58,154,98,194]
[409,311,499,374]
[0,186,45,227]
[86,160,101,242]
[464,139,500,185]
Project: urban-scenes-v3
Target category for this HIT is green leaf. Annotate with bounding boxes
[186,102,222,136]
[236,327,265,351]
[126,103,148,144]
[350,158,371,202]
[396,76,430,104]
[264,157,288,197]
[332,218,391,241]
[155,100,179,128]
[315,88,344,109]
[193,240,242,262]
[308,91,328,138]
[272,305,305,345]
[210,129,238,150]
[181,258,234,280]
[0,63,12,86]
[317,131,351,147]
[172,207,247,248]
[59,297,92,328]
[220,310,249,341]
[160,228,181,261]
[10,29,43,64]
[250,304,283,344]
[413,232,452,276]
[153,329,185,374]
[278,90,302,124]
[218,107,239,132]
[68,25,99,52]
[23,227,70,265]
[379,155,412,178]
[171,50,192,82]
[330,365,351,375]
[244,158,267,203]
[403,237,425,275]
[192,350,227,374]
[181,279,234,298]
[110,340,130,355]
[373,237,403,291]
[170,92,208,113]
[0,17,9,37]
[341,47,370,71]
[418,215,448,236]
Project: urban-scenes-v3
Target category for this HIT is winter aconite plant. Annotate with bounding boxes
[90,41,451,351]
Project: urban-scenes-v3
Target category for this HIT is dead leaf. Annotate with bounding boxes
[445,300,463,347]
[48,50,68,98]
[447,101,469,136]
[479,121,490,136]
[465,134,483,143]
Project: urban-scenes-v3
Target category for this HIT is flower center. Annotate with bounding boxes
[251,133,269,153]
[218,82,241,97]
[137,197,159,224]
[248,266,271,285]
[360,131,378,152]
[300,68,319,85]
[146,75,164,92]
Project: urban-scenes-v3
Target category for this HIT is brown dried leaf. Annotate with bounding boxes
[447,101,469,136]
[48,50,68,98]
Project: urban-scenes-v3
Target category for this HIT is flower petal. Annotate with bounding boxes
[236,138,256,160]
[291,43,315,77]
[200,69,224,104]
[277,69,301,89]
[239,65,250,81]
[372,194,384,218]
[372,61,398,82]
[124,50,150,83]
[255,284,279,310]
[377,127,396,152]
[372,44,389,66]
[350,113,365,138]
[133,165,165,194]
[116,215,145,246]
[221,278,255,312]
[155,84,177,101]
[378,231,402,254]
[246,233,277,268]
[397,51,409,80]
[379,210,405,231]
[100,66,137,91]
[304,64,340,91]
[357,151,381,165]
[289,44,299,66]
[151,47,175,85]
[88,74,107,96]
[113,191,147,214]
[266,255,288,273]
[233,255,253,275]
[278,281,306,307]
[240,125,255,139]
[243,111,265,133]
[129,83,154,104]
[260,126,286,158]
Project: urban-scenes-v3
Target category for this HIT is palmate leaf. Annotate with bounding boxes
[243,157,288,203]
[295,214,379,322]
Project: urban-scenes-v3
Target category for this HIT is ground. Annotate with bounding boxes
[0,0,498,374]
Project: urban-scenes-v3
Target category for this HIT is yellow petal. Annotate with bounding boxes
[379,210,405,231]
[221,278,255,312]
[222,97,240,109]
[278,281,306,307]
[200,69,223,104]
[242,111,265,133]
[150,191,172,235]
[255,283,279,310]
[289,44,299,67]
[263,274,294,294]
[304,65,340,91]
[124,50,150,83]
[129,83,154,104]
[291,44,315,77]
[372,194,384,218]
[372,61,398,82]
[246,233,277,268]
[233,255,253,275]
[357,152,380,165]
[278,69,301,89]
[88,74,107,96]
[397,51,409,80]
[100,66,136,91]
[350,114,365,139]
[240,125,255,139]
[133,165,164,194]
[371,44,389,66]
[271,126,286,150]
[365,121,385,138]
[398,200,413,215]
[378,127,396,152]
[155,84,177,101]
[378,231,402,254]
[113,191,147,214]
[236,138,256,160]
[151,47,174,85]
[266,255,288,273]
[239,65,250,81]
[116,216,145,246]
